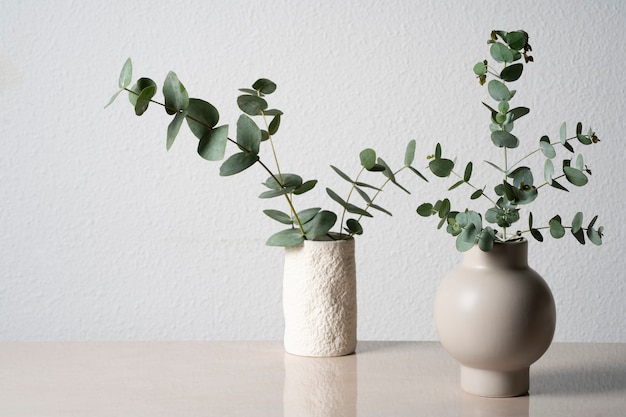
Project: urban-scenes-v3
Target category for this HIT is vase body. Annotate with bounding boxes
[435,239,556,397]
[283,238,357,357]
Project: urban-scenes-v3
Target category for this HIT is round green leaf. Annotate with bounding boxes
[268,114,281,135]
[491,131,519,148]
[490,42,514,63]
[563,166,588,186]
[488,80,512,101]
[500,63,523,82]
[346,219,363,235]
[416,203,433,217]
[549,215,565,239]
[252,78,277,95]
[540,138,556,159]
[429,158,454,177]
[197,125,228,161]
[473,61,487,76]
[304,210,337,240]
[359,148,377,170]
[237,95,268,116]
[186,98,220,139]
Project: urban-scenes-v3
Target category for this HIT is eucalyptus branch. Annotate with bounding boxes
[417,30,604,251]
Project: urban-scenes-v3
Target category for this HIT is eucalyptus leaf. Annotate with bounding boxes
[197,125,228,161]
[346,218,363,235]
[572,212,583,233]
[303,210,337,240]
[186,98,220,139]
[119,58,132,88]
[331,165,354,183]
[416,203,434,217]
[263,209,293,225]
[500,63,523,82]
[266,229,304,247]
[264,173,303,190]
[550,178,569,192]
[268,114,281,135]
[408,166,428,182]
[298,208,321,224]
[429,158,454,178]
[237,95,268,116]
[293,179,317,195]
[378,157,410,194]
[163,71,189,115]
[126,81,152,108]
[559,122,567,144]
[508,107,530,122]
[166,111,186,150]
[563,166,588,186]
[490,42,514,63]
[404,140,416,166]
[369,203,392,216]
[258,186,297,199]
[544,159,554,185]
[359,148,377,170]
[549,215,565,238]
[252,78,277,95]
[491,130,519,148]
[488,79,512,101]
[571,228,586,245]
[530,228,544,242]
[464,161,473,182]
[478,227,496,251]
[448,180,464,191]
[540,137,556,159]
[219,152,258,176]
[471,189,483,200]
[236,114,261,155]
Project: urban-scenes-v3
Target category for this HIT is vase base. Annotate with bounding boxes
[460,366,529,397]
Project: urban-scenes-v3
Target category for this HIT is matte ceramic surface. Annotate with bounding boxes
[2,342,625,416]
[435,239,556,397]
[283,238,357,357]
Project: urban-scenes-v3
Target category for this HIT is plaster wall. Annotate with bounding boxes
[1,0,625,342]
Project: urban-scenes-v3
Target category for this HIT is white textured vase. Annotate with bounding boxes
[283,237,357,357]
[435,238,556,397]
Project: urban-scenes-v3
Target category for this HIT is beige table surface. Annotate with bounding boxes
[1,341,625,416]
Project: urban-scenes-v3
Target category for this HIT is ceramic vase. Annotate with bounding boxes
[283,237,357,357]
[435,238,556,397]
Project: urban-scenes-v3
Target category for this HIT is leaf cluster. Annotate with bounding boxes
[107,59,425,247]
[418,30,604,252]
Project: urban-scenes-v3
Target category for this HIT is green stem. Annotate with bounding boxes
[508,135,585,171]
[450,169,498,205]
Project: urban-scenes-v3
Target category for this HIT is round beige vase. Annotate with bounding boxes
[283,237,357,357]
[435,238,556,397]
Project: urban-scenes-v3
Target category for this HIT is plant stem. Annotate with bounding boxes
[450,169,498,205]
[503,147,508,240]
[508,135,583,171]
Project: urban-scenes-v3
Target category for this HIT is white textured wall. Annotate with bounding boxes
[1,0,624,342]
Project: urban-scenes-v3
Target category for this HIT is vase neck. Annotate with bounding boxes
[462,239,529,269]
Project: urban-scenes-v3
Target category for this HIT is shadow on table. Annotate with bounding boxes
[531,364,626,395]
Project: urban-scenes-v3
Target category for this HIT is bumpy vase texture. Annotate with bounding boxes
[283,238,357,357]
[435,239,556,397]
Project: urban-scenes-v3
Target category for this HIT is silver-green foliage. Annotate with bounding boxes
[107,59,426,247]
[417,30,604,251]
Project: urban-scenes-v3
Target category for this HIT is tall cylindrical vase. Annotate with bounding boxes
[435,238,556,397]
[283,238,357,357]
